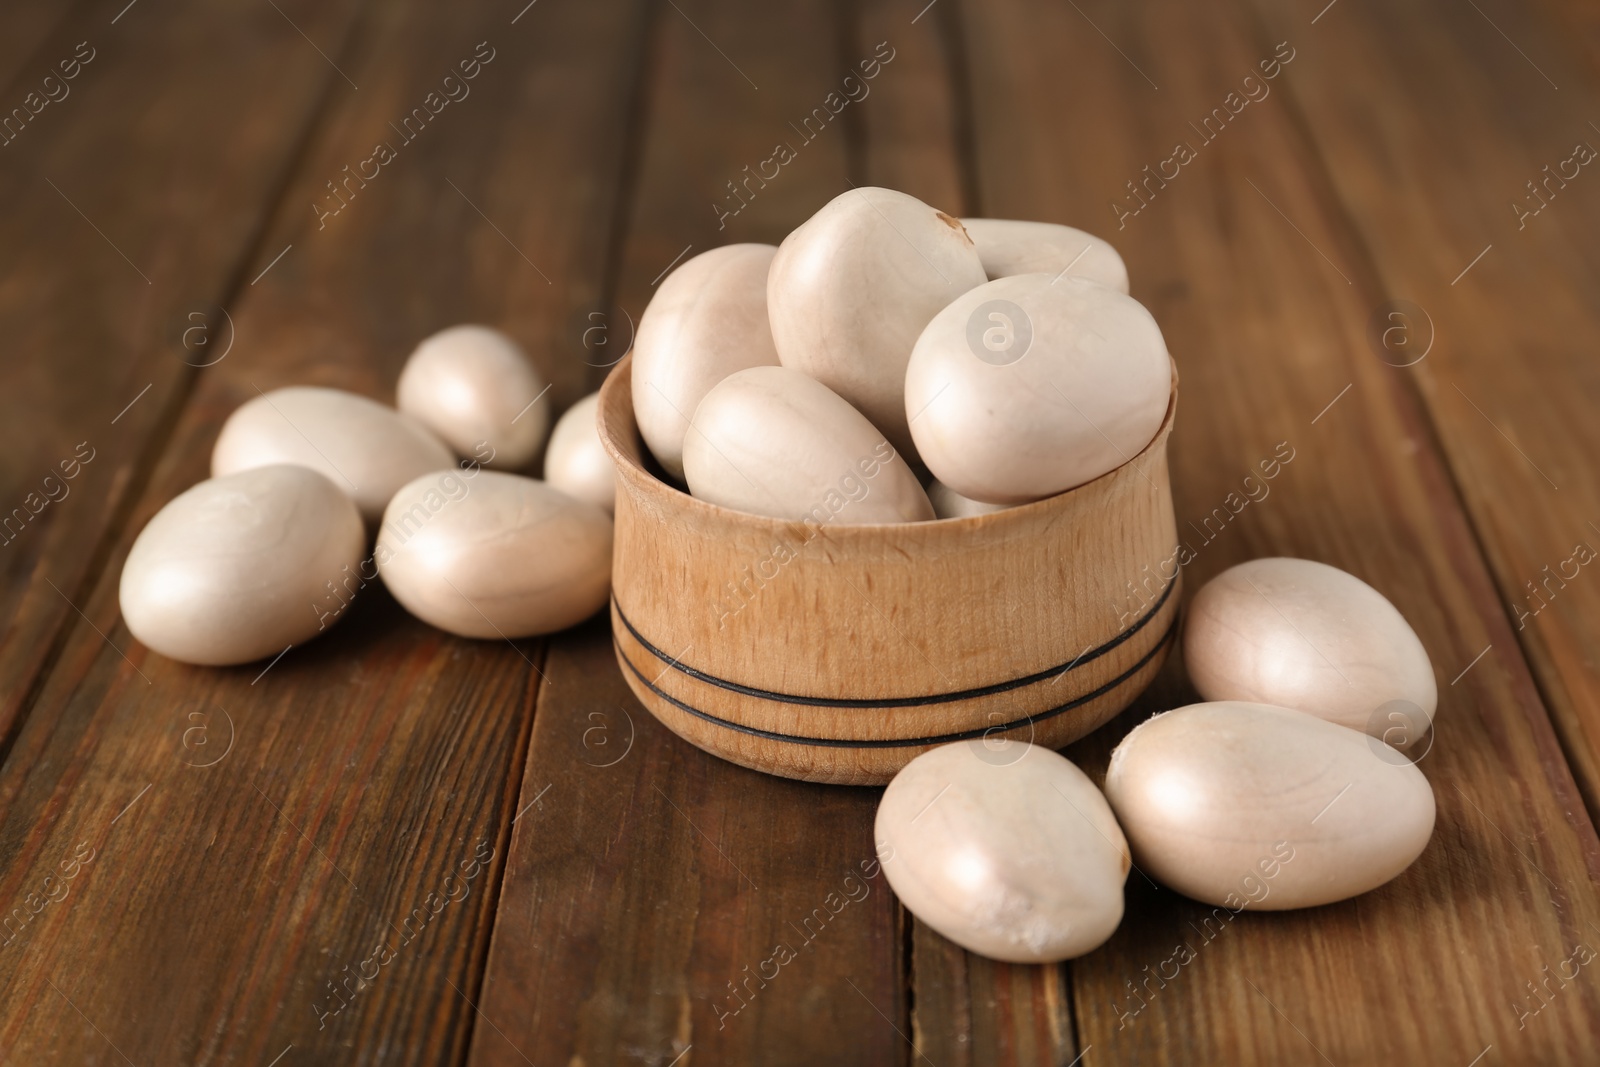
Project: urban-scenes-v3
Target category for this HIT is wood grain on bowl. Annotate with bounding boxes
[599,353,1182,785]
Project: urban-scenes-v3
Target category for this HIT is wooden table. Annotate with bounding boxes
[3,0,1599,1063]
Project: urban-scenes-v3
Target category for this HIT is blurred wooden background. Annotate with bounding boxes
[1,0,1598,1063]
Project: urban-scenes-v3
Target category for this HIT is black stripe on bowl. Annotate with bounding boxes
[614,616,1177,749]
[612,574,1176,710]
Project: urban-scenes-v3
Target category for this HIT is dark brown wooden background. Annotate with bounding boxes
[2,0,1598,1063]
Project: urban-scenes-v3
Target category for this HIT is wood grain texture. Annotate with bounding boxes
[957,0,1600,1063]
[2,0,1597,1063]
[470,625,901,1067]
[0,0,363,751]
[0,0,647,1063]
[853,0,972,213]
[848,3,1085,1057]
[1244,0,1600,823]
[910,926,1075,1067]
[468,1,908,1062]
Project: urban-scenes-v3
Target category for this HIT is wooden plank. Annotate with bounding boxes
[473,628,901,1066]
[0,2,80,93]
[610,1,867,304]
[846,0,1086,1061]
[469,3,910,1063]
[1538,0,1600,73]
[854,0,970,213]
[1244,0,1600,823]
[0,0,648,1063]
[954,0,1600,1064]
[910,928,1076,1067]
[0,0,364,751]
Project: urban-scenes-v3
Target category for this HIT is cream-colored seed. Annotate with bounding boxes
[544,393,616,513]
[212,386,454,525]
[397,324,549,470]
[375,470,611,639]
[1105,701,1436,909]
[119,465,365,665]
[683,366,934,524]
[767,188,987,459]
[632,244,780,480]
[876,741,1129,963]
[961,218,1129,293]
[928,480,1013,519]
[1183,557,1438,742]
[905,274,1171,504]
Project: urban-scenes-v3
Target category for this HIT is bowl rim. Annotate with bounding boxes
[596,352,1179,532]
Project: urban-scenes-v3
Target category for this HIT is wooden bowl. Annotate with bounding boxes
[597,354,1181,786]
